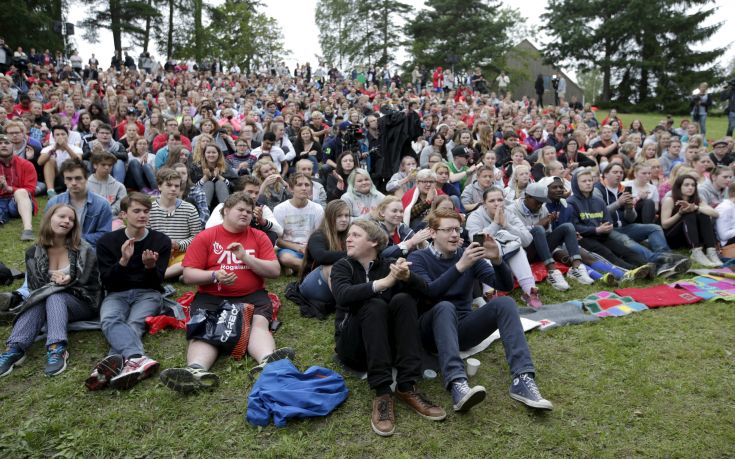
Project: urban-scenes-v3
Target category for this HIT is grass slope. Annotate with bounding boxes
[1,165,734,458]
[618,113,729,143]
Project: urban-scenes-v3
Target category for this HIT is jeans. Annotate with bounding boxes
[527,223,581,265]
[100,289,162,358]
[126,160,157,191]
[7,293,92,351]
[693,113,707,136]
[579,235,646,270]
[335,293,421,392]
[728,111,735,137]
[112,159,126,183]
[299,267,333,303]
[613,224,671,262]
[419,297,535,388]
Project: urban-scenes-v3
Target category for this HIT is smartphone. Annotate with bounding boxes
[624,186,632,194]
[472,233,485,246]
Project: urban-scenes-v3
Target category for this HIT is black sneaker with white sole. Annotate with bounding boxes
[509,373,553,410]
[160,367,220,393]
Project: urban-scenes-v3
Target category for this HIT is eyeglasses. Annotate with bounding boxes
[435,227,461,234]
[418,180,435,184]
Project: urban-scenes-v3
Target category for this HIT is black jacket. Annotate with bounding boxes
[96,228,172,293]
[330,256,426,338]
[376,110,422,180]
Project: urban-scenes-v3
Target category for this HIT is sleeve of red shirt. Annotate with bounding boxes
[255,229,277,261]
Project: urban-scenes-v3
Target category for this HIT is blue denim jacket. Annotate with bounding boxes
[46,191,113,248]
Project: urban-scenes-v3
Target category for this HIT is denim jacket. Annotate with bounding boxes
[46,191,113,248]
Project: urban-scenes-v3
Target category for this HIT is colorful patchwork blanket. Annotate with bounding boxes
[672,275,735,301]
[614,285,702,308]
[578,291,649,317]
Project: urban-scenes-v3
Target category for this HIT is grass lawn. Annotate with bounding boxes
[618,113,730,143]
[1,174,734,457]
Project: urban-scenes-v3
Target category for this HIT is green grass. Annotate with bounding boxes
[1,178,734,457]
[620,113,730,143]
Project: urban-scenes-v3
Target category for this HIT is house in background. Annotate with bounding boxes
[504,39,583,106]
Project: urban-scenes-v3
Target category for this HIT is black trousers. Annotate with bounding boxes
[635,198,657,224]
[579,235,647,270]
[335,293,421,393]
[665,212,716,249]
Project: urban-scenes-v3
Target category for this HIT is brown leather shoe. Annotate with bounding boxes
[371,394,395,437]
[396,387,447,421]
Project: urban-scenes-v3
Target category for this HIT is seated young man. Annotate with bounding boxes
[273,173,324,273]
[149,168,203,279]
[506,182,595,290]
[160,192,292,393]
[86,193,172,390]
[331,220,445,437]
[87,150,127,229]
[37,125,83,197]
[408,208,553,412]
[0,133,37,240]
[205,175,283,245]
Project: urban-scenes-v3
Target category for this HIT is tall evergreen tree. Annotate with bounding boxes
[407,0,517,72]
[0,0,67,53]
[80,0,160,55]
[315,0,356,69]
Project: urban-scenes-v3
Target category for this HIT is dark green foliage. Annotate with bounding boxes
[79,0,161,54]
[0,0,66,53]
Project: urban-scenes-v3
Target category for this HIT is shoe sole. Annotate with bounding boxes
[371,420,395,437]
[548,279,570,291]
[85,355,125,391]
[568,273,594,285]
[0,354,26,378]
[453,387,487,412]
[509,392,554,410]
[110,361,160,390]
[45,352,68,377]
[160,368,219,393]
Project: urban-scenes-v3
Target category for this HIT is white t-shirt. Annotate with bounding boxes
[273,200,324,245]
[251,146,287,173]
[622,179,659,207]
[40,144,83,169]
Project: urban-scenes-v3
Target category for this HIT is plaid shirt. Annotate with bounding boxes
[187,183,210,227]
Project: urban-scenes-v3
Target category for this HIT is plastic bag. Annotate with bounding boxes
[185,301,254,359]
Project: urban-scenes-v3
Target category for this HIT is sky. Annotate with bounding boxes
[68,0,734,82]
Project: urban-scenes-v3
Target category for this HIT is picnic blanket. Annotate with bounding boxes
[579,291,649,317]
[614,285,702,308]
[519,302,600,330]
[672,275,735,301]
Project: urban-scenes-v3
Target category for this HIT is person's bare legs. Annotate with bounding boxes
[186,340,219,370]
[14,189,33,231]
[43,162,56,193]
[164,262,184,280]
[278,252,303,272]
[247,316,275,363]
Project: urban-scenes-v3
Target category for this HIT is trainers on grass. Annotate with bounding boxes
[0,348,25,378]
[450,379,486,412]
[509,373,553,410]
[160,367,219,393]
[85,354,125,391]
[44,343,68,377]
[567,266,594,285]
[547,269,569,291]
[109,356,159,390]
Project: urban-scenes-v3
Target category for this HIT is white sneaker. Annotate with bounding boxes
[705,248,723,267]
[547,269,569,291]
[567,266,594,285]
[691,247,717,268]
[109,356,160,390]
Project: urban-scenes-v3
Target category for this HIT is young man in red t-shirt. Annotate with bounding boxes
[160,192,293,393]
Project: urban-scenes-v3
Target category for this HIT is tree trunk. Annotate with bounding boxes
[110,0,123,55]
[167,0,174,59]
[601,38,612,102]
[194,0,203,62]
[142,0,152,52]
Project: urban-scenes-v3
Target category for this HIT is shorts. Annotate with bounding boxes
[277,247,304,260]
[168,252,186,267]
[190,290,273,321]
[0,195,38,224]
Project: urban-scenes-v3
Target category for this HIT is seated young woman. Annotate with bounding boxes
[0,204,100,378]
[371,196,432,259]
[660,174,722,267]
[340,168,385,219]
[326,152,355,202]
[298,200,351,304]
[253,158,291,210]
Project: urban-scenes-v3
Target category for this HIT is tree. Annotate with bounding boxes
[407,0,518,72]
[577,69,603,104]
[80,0,160,55]
[315,0,355,69]
[353,0,411,67]
[0,0,66,53]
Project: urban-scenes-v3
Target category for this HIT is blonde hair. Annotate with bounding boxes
[38,204,81,250]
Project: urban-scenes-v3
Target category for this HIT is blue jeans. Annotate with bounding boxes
[727,111,735,137]
[613,224,670,262]
[419,297,535,388]
[112,159,126,183]
[126,160,157,190]
[100,289,162,358]
[299,267,333,303]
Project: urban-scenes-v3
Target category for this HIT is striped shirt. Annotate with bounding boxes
[149,199,203,251]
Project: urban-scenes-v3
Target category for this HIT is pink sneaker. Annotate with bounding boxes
[521,287,543,309]
[109,356,160,390]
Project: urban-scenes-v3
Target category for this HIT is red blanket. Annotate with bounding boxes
[614,285,702,308]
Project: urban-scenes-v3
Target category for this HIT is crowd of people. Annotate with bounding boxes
[2,41,735,437]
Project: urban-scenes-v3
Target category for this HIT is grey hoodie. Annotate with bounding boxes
[465,203,534,248]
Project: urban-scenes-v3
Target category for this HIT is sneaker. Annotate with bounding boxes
[0,291,22,312]
[567,266,594,285]
[450,379,486,412]
[672,256,691,275]
[47,189,57,198]
[371,394,395,437]
[599,272,619,286]
[622,264,652,282]
[85,354,125,391]
[0,348,26,378]
[521,287,543,309]
[160,367,220,393]
[44,343,69,377]
[691,247,717,268]
[395,386,446,421]
[109,356,160,390]
[249,347,296,379]
[706,248,723,267]
[547,269,570,291]
[20,229,34,241]
[509,373,553,410]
